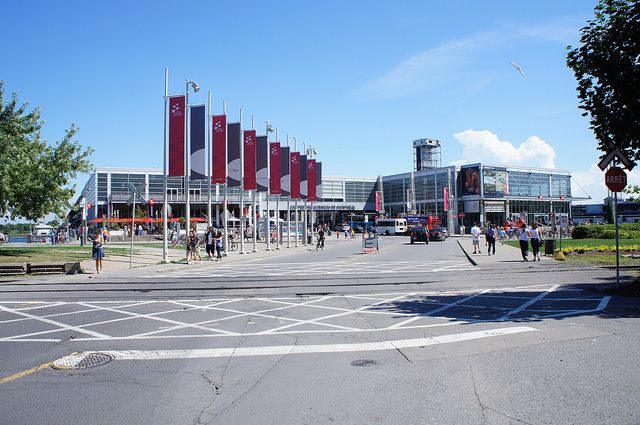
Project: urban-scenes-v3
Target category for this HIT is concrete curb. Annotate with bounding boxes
[457,240,478,266]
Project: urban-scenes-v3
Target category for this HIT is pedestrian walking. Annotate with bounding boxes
[486,223,497,255]
[186,230,196,265]
[517,223,530,261]
[92,233,104,274]
[192,231,202,263]
[498,227,506,245]
[471,223,481,254]
[205,226,215,260]
[316,228,325,251]
[530,222,541,261]
[215,231,223,260]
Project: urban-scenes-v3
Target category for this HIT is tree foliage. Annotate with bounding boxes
[566,0,640,163]
[0,82,93,221]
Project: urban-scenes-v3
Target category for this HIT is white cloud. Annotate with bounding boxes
[361,18,582,99]
[453,129,556,169]
[572,164,640,204]
[362,32,499,98]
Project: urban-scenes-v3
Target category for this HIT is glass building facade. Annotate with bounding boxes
[71,168,379,228]
[72,163,571,233]
[381,164,572,233]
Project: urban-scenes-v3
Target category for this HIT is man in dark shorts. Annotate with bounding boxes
[316,228,325,251]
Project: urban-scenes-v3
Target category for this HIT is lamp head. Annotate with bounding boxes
[192,82,200,92]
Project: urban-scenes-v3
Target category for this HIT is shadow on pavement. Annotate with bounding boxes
[368,284,640,323]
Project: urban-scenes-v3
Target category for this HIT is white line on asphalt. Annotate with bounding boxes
[0,304,109,338]
[257,292,415,334]
[596,296,612,310]
[388,290,492,329]
[498,285,559,321]
[60,327,537,360]
[75,301,239,336]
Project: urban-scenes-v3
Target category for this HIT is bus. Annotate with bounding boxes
[375,218,407,235]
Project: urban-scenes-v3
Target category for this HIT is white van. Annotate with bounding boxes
[375,218,408,235]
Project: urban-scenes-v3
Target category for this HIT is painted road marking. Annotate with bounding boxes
[389,289,492,329]
[0,286,611,342]
[0,362,52,385]
[499,285,559,321]
[57,326,537,361]
[143,259,475,279]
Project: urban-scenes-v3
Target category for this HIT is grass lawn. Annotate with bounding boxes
[0,245,134,264]
[504,239,640,250]
[504,239,640,266]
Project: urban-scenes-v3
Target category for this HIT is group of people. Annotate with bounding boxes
[185,227,224,265]
[470,222,542,261]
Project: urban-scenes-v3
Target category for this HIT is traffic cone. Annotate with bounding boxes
[554,250,566,261]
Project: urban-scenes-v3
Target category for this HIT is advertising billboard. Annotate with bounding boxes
[483,167,509,197]
[460,166,481,196]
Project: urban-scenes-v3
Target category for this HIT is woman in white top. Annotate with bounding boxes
[530,222,541,261]
[517,223,530,261]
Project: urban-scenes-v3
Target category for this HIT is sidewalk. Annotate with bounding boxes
[456,235,555,266]
[79,235,357,277]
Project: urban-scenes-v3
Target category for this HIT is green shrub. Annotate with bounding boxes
[572,226,600,239]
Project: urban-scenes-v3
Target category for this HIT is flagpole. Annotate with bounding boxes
[185,80,190,237]
[303,199,308,246]
[275,128,280,250]
[293,136,299,248]
[251,116,258,253]
[223,100,229,256]
[207,90,212,228]
[265,122,272,251]
[162,67,169,263]
[286,134,291,249]
[239,108,247,254]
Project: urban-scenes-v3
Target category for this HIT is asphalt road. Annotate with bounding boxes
[1,236,639,425]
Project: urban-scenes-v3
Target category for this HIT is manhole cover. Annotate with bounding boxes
[52,352,113,370]
[351,359,377,367]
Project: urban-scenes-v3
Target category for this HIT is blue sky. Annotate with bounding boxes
[1,0,625,206]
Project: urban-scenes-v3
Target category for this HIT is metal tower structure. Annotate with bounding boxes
[413,138,441,171]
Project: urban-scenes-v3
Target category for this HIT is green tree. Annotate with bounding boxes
[0,82,93,221]
[566,0,640,163]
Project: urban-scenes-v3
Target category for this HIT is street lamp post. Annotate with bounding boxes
[185,79,200,236]
[265,121,274,251]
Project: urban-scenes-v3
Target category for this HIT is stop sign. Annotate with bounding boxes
[149,199,155,206]
[605,166,627,192]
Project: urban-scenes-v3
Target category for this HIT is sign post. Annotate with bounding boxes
[127,183,147,269]
[605,166,628,289]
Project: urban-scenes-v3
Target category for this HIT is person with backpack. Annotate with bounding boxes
[486,223,497,256]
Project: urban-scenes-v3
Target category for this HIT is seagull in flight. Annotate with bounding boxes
[510,61,525,76]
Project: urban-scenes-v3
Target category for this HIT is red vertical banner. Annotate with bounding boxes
[307,160,316,201]
[269,142,281,195]
[212,115,226,184]
[375,191,381,212]
[168,95,186,176]
[243,130,257,190]
[290,152,300,199]
[443,186,449,211]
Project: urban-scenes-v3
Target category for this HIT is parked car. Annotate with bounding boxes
[429,228,446,241]
[435,227,449,238]
[410,227,429,244]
